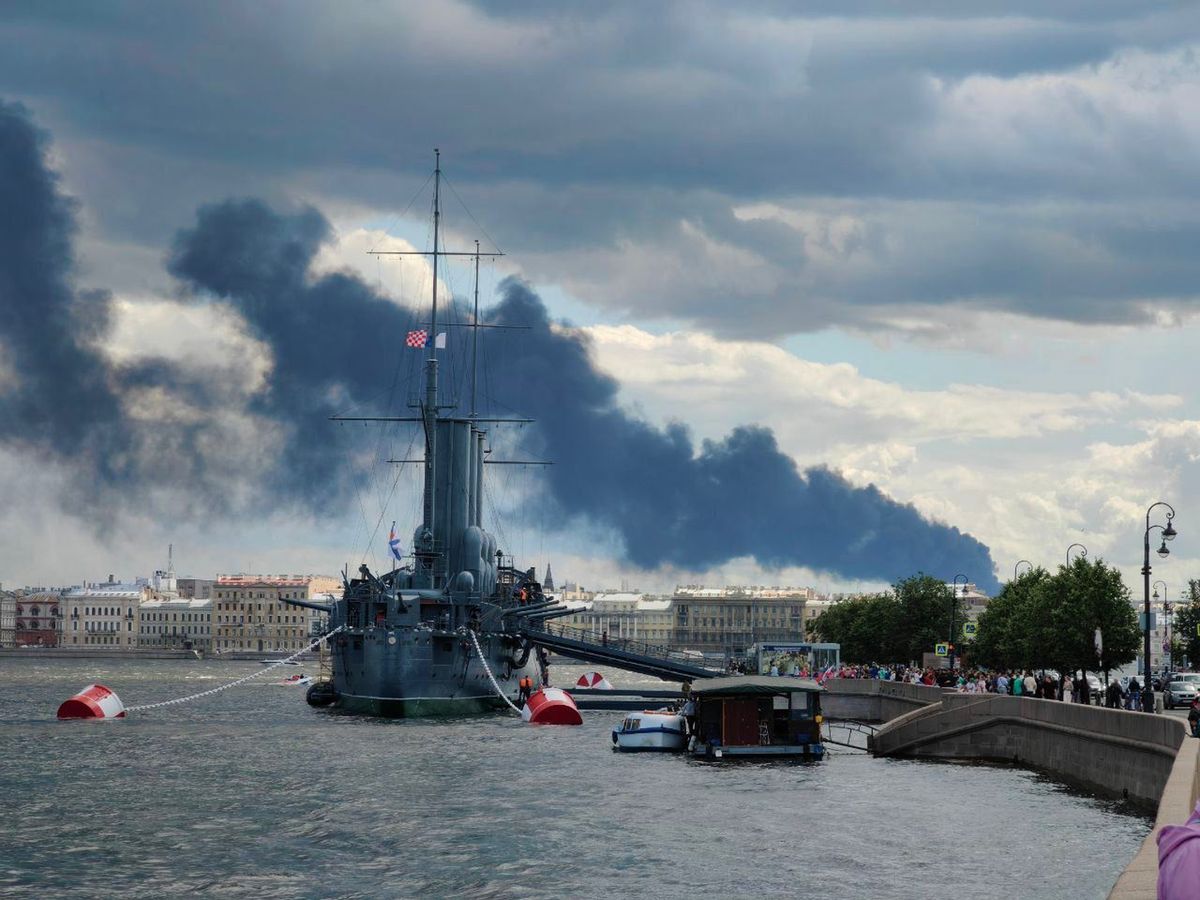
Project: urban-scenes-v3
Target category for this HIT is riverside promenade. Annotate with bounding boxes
[820,679,1197,896]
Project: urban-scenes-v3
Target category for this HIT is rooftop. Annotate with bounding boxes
[216,574,332,586]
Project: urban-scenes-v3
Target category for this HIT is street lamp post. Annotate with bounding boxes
[1066,543,1088,566]
[951,574,968,670]
[1014,560,1033,580]
[1142,502,1177,712]
[1153,580,1169,672]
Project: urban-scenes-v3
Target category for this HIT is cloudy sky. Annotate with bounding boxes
[1,1,1198,597]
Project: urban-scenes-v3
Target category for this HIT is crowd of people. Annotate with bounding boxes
[811,662,1150,706]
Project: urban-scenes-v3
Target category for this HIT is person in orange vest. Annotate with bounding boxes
[518,675,532,705]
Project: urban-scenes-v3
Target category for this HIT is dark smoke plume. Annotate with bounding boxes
[0,101,124,471]
[167,200,999,591]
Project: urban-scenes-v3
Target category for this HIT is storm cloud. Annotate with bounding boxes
[2,3,1199,337]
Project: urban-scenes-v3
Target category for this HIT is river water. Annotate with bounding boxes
[0,656,1151,899]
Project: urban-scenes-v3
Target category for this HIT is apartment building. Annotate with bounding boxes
[62,578,148,648]
[138,596,213,652]
[671,585,817,655]
[212,574,340,653]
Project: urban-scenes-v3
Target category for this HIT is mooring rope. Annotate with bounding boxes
[126,626,346,713]
[464,628,522,715]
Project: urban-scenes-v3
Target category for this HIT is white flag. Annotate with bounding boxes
[435,332,447,349]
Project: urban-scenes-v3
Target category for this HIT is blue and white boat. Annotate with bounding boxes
[611,709,687,752]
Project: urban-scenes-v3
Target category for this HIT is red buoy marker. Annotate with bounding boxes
[521,687,583,725]
[575,670,614,690]
[57,684,127,719]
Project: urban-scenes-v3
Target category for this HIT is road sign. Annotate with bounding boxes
[935,643,949,657]
[962,622,977,639]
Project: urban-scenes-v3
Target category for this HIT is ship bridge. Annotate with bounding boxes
[519,621,722,682]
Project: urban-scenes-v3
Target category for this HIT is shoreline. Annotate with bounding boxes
[0,648,316,662]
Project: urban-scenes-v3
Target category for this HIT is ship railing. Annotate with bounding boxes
[529,621,704,667]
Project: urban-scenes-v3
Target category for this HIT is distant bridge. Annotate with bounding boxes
[520,622,722,682]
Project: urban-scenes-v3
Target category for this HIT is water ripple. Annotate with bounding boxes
[0,656,1150,899]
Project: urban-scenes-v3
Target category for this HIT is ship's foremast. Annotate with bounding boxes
[419,149,443,589]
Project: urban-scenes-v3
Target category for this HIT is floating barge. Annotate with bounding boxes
[690,676,825,760]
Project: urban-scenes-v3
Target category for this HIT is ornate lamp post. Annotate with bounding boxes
[1014,560,1033,580]
[1153,580,1170,672]
[1142,502,1177,712]
[1066,543,1088,566]
[951,574,968,669]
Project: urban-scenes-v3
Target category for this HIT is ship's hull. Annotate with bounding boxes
[328,625,541,718]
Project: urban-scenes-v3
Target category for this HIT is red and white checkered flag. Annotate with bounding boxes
[405,330,428,348]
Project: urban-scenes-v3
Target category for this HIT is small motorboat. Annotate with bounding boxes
[279,673,313,686]
[611,709,687,752]
[261,659,301,666]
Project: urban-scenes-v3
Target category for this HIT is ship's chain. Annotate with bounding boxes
[126,626,346,713]
[464,628,522,715]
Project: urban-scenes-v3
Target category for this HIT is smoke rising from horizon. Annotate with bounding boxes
[0,100,1000,590]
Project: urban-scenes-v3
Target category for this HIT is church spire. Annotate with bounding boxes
[543,563,555,592]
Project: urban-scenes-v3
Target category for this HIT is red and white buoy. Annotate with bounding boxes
[521,687,583,725]
[57,684,127,719]
[575,670,614,690]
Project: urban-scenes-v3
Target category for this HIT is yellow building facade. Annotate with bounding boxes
[213,574,340,653]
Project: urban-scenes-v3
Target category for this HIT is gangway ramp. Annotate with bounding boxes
[521,622,721,682]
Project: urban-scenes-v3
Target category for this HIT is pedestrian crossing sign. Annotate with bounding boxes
[962,622,977,639]
[935,643,949,657]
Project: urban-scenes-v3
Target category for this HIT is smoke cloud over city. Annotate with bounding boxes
[0,100,999,590]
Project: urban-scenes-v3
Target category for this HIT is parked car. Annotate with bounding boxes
[1085,673,1104,703]
[1165,679,1200,709]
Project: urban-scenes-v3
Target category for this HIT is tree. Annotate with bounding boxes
[1173,579,1200,670]
[891,573,963,664]
[1032,557,1138,684]
[972,567,1049,671]
[809,592,900,663]
[809,573,963,665]
[972,558,1136,698]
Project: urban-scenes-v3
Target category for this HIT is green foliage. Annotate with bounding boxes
[971,567,1049,670]
[809,572,962,664]
[972,557,1138,674]
[1173,579,1200,669]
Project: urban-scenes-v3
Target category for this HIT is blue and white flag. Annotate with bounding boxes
[388,521,403,561]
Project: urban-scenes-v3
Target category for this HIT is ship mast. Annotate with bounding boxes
[422,149,442,562]
[470,240,480,419]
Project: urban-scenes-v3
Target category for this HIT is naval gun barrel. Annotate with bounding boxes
[281,597,335,614]
[520,604,569,619]
[528,606,576,621]
[503,600,560,616]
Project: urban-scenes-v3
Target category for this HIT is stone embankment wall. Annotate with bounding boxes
[820,678,945,721]
[871,692,1183,807]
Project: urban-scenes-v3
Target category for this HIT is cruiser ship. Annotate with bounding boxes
[292,152,567,716]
